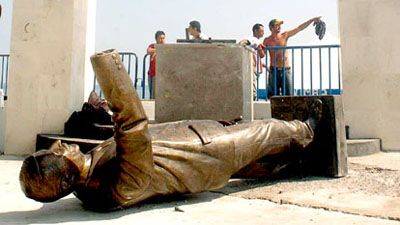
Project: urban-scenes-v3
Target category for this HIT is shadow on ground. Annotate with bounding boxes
[215,175,334,195]
[0,174,333,224]
[0,192,223,224]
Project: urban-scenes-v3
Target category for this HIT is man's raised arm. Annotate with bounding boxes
[285,16,321,38]
[91,49,154,205]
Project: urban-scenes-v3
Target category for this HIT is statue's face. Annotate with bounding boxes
[20,142,82,202]
[45,141,85,169]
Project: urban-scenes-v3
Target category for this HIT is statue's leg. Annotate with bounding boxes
[225,119,314,174]
[232,98,325,178]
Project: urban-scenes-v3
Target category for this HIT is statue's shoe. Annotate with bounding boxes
[305,99,323,131]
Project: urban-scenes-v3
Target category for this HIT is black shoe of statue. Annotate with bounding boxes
[306,99,323,131]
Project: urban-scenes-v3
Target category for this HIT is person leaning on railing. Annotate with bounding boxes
[146,30,166,99]
[239,23,266,100]
[263,17,321,98]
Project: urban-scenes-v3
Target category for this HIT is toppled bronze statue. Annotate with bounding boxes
[19,49,322,211]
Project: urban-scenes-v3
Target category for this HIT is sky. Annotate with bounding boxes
[95,0,339,55]
[0,0,339,54]
[0,0,13,53]
[94,0,340,91]
[0,0,340,91]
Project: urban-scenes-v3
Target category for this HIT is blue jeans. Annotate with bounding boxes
[267,67,292,99]
[148,76,156,99]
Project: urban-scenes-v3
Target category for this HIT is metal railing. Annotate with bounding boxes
[255,45,342,101]
[142,54,151,99]
[94,52,139,98]
[0,54,9,96]
[0,52,150,100]
[2,45,341,101]
[93,52,156,100]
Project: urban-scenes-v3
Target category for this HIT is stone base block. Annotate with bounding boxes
[270,95,348,177]
[155,44,253,122]
[347,139,381,157]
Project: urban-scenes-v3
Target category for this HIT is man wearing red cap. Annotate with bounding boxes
[264,17,321,98]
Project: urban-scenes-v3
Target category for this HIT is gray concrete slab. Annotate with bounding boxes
[349,152,400,170]
[142,100,155,121]
[218,152,400,221]
[1,154,399,224]
[347,139,381,156]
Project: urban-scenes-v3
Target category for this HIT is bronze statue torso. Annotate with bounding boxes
[74,119,312,211]
[74,120,235,210]
[72,50,313,211]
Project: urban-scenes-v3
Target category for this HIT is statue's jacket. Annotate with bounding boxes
[74,49,313,211]
[74,119,312,211]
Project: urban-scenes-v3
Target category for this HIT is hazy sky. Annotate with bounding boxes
[0,0,12,53]
[0,0,339,54]
[96,0,339,56]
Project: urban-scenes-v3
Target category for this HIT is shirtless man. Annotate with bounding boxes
[264,17,321,98]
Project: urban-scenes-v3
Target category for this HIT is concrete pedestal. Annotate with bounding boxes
[271,95,348,177]
[4,0,96,155]
[155,44,254,122]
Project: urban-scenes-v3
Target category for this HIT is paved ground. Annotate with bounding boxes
[0,152,399,225]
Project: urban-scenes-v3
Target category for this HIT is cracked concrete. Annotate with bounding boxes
[0,152,399,224]
[217,152,400,221]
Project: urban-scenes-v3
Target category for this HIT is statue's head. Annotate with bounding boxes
[19,141,83,202]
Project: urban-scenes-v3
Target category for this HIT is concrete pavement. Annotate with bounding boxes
[0,152,399,225]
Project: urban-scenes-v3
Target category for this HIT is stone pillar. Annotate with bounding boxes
[338,0,400,151]
[4,0,96,155]
[155,44,254,123]
[83,0,96,101]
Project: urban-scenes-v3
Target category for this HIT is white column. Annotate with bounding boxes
[84,0,97,100]
[5,0,96,155]
[338,0,400,151]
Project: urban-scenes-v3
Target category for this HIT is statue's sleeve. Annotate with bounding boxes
[91,50,154,206]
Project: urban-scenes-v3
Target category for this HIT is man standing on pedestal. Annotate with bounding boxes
[239,23,266,100]
[188,20,208,40]
[264,17,321,98]
[147,30,166,99]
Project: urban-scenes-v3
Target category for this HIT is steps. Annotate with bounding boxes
[347,139,381,157]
